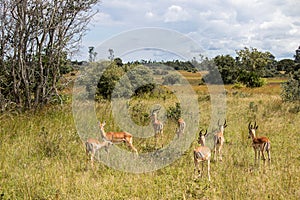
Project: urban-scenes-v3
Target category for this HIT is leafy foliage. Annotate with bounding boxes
[98,64,126,99]
[0,0,99,110]
[276,59,295,73]
[166,102,182,120]
[281,70,300,102]
[162,74,182,85]
[238,70,265,88]
[203,48,274,87]
[214,55,239,84]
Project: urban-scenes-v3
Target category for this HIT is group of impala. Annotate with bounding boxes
[194,120,271,181]
[85,109,271,182]
[85,108,165,168]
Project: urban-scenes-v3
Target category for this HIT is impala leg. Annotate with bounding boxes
[90,153,94,168]
[213,146,217,162]
[128,143,138,156]
[207,160,211,182]
[194,160,199,178]
[218,145,223,161]
[257,149,261,167]
[155,132,158,147]
[261,149,266,161]
[254,148,257,165]
[85,151,90,170]
[160,130,163,148]
[267,149,271,162]
[201,161,204,178]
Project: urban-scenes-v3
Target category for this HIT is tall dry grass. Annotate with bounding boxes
[0,75,299,199]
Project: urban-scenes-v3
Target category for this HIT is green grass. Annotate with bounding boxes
[1,75,300,199]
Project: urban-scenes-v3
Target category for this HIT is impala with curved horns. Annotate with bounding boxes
[194,129,211,181]
[213,119,227,161]
[98,121,138,155]
[248,121,271,165]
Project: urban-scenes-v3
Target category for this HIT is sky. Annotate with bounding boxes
[72,0,300,62]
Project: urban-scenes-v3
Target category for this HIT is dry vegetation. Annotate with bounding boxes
[0,71,299,199]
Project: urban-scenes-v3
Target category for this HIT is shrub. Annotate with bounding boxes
[166,102,182,120]
[238,70,265,87]
[281,70,300,102]
[162,74,181,85]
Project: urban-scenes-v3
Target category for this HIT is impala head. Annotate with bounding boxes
[151,108,160,115]
[248,121,258,138]
[198,129,208,146]
[150,108,161,120]
[98,121,106,130]
[218,119,227,133]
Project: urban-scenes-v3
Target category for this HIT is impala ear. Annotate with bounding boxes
[255,125,258,130]
[204,129,208,137]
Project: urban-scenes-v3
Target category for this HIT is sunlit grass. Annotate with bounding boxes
[1,74,300,199]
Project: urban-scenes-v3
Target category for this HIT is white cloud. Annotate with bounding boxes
[74,0,300,61]
[145,11,154,19]
[164,5,191,22]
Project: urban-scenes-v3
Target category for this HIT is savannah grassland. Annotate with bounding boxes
[0,71,300,200]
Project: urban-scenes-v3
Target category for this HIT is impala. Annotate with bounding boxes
[85,138,113,168]
[176,118,186,138]
[98,121,138,155]
[150,108,164,142]
[194,129,211,181]
[213,119,227,161]
[248,122,271,165]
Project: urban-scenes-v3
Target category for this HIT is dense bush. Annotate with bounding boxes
[162,74,182,85]
[237,70,265,87]
[281,70,300,102]
[166,102,182,120]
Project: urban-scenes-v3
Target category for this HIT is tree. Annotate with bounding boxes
[236,47,275,77]
[234,47,276,87]
[277,59,295,73]
[114,58,123,67]
[97,64,155,99]
[281,46,300,102]
[281,70,300,102]
[200,56,224,84]
[0,0,99,110]
[213,55,238,84]
[89,46,97,62]
[295,46,300,64]
[108,49,114,62]
[97,64,125,99]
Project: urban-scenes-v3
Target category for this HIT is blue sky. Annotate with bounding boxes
[71,0,300,62]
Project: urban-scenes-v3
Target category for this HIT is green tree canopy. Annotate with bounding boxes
[236,47,275,76]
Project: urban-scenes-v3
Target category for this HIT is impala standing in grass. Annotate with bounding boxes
[248,122,271,165]
[194,129,211,181]
[85,138,113,168]
[98,121,138,155]
[150,108,164,145]
[213,119,227,161]
[176,118,186,138]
